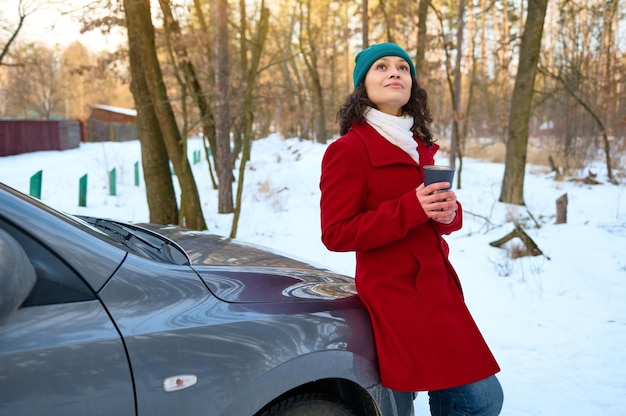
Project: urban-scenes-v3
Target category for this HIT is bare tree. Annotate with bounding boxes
[431,1,465,176]
[451,0,466,184]
[159,0,218,190]
[273,8,311,139]
[0,0,37,66]
[4,43,66,119]
[596,0,619,183]
[538,66,615,183]
[298,0,328,144]
[499,0,549,205]
[60,42,133,119]
[124,0,206,229]
[492,0,514,139]
[231,0,270,238]
[124,0,178,226]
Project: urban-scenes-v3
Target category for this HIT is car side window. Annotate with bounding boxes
[0,219,95,306]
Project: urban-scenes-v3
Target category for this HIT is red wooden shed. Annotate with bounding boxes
[86,104,138,142]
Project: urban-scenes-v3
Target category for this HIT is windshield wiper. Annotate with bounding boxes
[82,217,189,265]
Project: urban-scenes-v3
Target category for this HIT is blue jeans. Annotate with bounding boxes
[428,375,503,416]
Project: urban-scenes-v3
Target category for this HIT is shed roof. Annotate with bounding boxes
[90,104,137,117]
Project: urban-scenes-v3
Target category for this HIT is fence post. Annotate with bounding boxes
[134,161,140,186]
[79,174,88,207]
[109,168,117,196]
[556,193,568,224]
[29,170,43,199]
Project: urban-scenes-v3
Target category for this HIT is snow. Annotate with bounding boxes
[1,135,625,415]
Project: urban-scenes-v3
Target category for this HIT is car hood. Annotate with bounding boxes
[137,224,357,303]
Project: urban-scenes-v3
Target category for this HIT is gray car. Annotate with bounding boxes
[0,182,414,416]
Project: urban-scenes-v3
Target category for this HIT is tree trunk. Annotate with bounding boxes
[450,0,465,185]
[415,0,429,74]
[285,36,309,139]
[299,0,327,144]
[214,0,235,214]
[597,0,619,182]
[362,0,369,48]
[123,0,206,230]
[124,0,178,225]
[499,0,548,205]
[192,0,219,190]
[493,0,512,139]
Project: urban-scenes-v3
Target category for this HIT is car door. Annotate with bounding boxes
[0,221,135,416]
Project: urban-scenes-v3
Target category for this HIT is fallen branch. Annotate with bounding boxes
[569,170,602,185]
[489,223,549,259]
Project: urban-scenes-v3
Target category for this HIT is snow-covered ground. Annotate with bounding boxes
[1,135,625,415]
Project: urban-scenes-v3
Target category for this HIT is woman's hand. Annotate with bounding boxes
[416,183,458,224]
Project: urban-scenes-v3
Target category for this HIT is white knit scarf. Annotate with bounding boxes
[364,107,419,165]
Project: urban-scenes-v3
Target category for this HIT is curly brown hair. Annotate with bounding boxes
[336,77,435,147]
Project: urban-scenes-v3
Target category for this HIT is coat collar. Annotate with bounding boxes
[350,121,439,168]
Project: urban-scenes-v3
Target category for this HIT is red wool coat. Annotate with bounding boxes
[320,122,500,392]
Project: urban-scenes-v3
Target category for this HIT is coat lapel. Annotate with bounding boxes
[351,122,439,168]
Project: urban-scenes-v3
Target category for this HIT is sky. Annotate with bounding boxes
[1,0,126,52]
[1,135,625,415]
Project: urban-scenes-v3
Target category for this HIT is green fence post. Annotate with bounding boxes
[109,168,117,196]
[29,170,43,199]
[79,174,88,207]
[134,161,140,186]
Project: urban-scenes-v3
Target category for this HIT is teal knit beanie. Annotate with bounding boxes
[353,43,416,88]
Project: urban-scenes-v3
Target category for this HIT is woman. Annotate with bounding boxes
[319,43,503,415]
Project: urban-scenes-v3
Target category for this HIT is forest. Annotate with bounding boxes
[1,0,624,232]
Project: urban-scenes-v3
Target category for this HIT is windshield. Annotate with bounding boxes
[1,182,189,266]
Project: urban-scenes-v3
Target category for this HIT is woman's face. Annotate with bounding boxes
[363,56,412,116]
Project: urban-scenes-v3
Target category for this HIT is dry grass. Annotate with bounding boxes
[257,179,285,211]
[460,135,621,179]
[462,138,560,167]
[508,243,534,259]
[462,140,507,163]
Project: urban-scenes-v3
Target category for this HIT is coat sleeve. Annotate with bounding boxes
[432,201,463,235]
[320,138,430,252]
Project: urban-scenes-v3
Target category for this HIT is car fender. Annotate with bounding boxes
[221,349,382,415]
